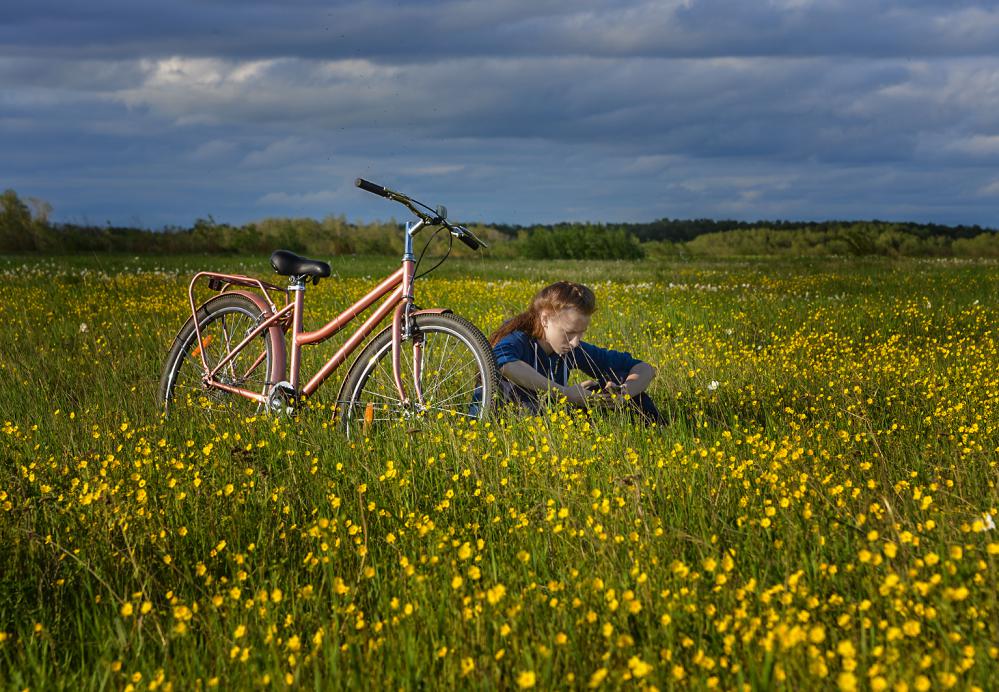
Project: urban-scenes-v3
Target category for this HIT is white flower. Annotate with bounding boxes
[79,323,88,333]
[707,380,719,391]
[984,513,996,531]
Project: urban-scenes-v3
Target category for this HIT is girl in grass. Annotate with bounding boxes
[489,281,665,425]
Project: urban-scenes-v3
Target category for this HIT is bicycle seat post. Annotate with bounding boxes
[288,274,307,392]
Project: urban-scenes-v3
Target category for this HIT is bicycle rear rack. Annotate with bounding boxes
[188,271,289,323]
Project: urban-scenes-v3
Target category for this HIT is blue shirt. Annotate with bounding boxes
[493,330,642,388]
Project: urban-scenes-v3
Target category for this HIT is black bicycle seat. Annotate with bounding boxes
[270,250,331,278]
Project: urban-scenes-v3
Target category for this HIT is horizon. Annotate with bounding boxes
[40,207,999,235]
[4,1,999,229]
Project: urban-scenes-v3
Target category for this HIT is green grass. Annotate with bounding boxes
[1,254,997,690]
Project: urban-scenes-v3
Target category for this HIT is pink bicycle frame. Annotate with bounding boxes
[186,222,432,408]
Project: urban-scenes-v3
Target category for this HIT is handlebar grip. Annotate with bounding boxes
[458,231,481,250]
[355,178,389,198]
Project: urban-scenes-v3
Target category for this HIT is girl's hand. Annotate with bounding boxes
[598,382,628,407]
[563,381,600,405]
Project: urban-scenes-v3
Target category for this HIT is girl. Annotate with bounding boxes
[489,281,665,425]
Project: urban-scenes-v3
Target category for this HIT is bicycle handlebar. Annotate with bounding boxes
[355,178,390,198]
[454,227,482,250]
[354,177,487,250]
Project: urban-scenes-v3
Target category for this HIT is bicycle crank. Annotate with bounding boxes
[265,381,298,417]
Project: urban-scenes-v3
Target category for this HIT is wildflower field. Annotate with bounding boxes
[1,254,997,691]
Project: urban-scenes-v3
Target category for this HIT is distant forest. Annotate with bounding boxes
[3,188,998,259]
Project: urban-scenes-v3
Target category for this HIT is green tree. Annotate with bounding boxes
[0,189,36,251]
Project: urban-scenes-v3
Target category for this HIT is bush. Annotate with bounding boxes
[517,225,645,260]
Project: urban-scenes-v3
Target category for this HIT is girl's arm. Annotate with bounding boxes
[618,362,656,397]
[500,360,594,405]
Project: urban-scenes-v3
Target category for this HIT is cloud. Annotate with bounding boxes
[189,139,239,162]
[257,189,346,207]
[411,165,466,176]
[5,1,999,62]
[242,137,314,167]
[3,0,999,227]
[979,180,999,198]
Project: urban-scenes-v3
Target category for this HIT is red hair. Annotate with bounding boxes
[489,281,596,346]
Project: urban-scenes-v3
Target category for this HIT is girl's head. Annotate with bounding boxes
[490,281,596,354]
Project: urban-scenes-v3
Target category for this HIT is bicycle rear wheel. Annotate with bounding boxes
[339,313,498,436]
[158,293,283,417]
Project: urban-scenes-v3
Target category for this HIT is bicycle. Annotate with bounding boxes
[157,178,499,434]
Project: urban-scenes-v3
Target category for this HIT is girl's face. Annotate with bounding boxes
[540,308,590,354]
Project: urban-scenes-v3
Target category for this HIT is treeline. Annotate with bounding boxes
[671,222,999,258]
[498,217,994,244]
[3,188,999,259]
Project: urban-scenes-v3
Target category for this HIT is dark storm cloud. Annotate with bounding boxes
[5,1,999,60]
[3,0,999,226]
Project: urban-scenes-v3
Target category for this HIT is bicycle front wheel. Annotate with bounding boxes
[158,293,284,417]
[339,313,498,435]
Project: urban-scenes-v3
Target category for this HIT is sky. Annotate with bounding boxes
[3,0,999,228]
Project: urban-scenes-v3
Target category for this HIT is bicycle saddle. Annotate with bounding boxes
[270,250,332,278]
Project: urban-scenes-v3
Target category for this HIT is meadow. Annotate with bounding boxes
[0,253,997,690]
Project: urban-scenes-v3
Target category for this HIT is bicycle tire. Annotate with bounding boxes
[157,293,284,416]
[338,313,498,435]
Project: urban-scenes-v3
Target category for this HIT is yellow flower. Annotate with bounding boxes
[120,602,133,617]
[461,657,475,676]
[944,586,969,601]
[808,625,826,644]
[628,656,653,678]
[516,671,536,689]
[836,640,856,658]
[589,668,608,688]
[486,584,506,605]
[838,672,857,691]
